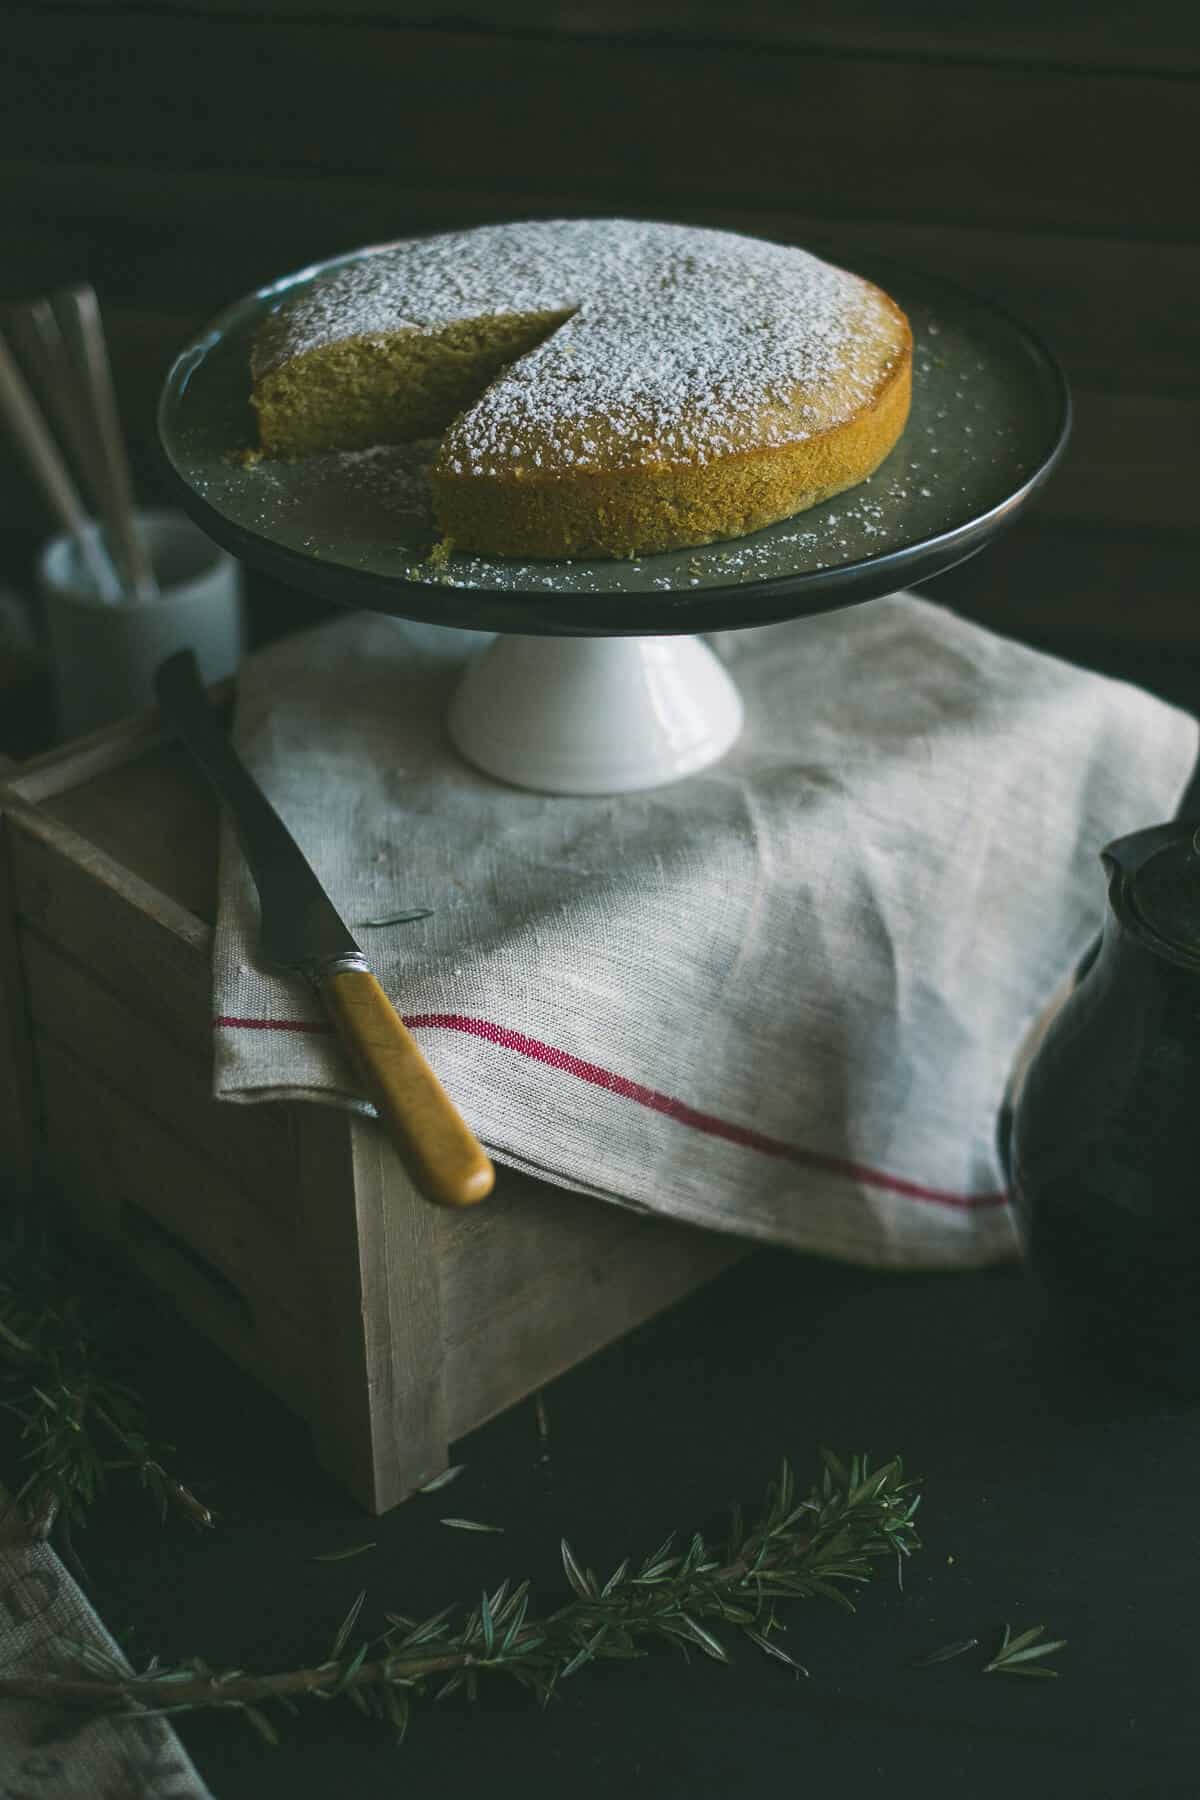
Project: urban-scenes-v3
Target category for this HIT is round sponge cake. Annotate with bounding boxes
[251,220,912,560]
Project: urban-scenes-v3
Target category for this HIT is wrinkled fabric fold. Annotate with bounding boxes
[211,593,1198,1269]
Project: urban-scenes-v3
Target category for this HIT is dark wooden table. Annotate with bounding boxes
[68,1244,1200,1799]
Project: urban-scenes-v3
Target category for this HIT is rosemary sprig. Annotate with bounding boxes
[0,1245,211,1539]
[982,1622,1066,1678]
[0,1449,920,1740]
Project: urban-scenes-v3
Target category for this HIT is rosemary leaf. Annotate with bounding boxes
[559,1628,607,1682]
[385,1686,410,1744]
[983,1639,1067,1673]
[312,1544,376,1563]
[394,1603,457,1649]
[743,1627,808,1674]
[561,1540,597,1600]
[983,1622,1066,1677]
[601,1558,630,1599]
[820,1448,849,1488]
[486,1579,511,1620]
[241,1705,279,1745]
[332,1643,370,1696]
[330,1590,367,1661]
[677,1616,730,1663]
[501,1593,531,1652]
[911,1637,979,1667]
[415,1465,467,1494]
[440,1518,504,1534]
[0,1241,211,1539]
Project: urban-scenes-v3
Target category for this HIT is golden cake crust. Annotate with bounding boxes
[251,220,912,559]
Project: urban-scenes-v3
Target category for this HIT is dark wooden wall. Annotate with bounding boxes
[4,1,1198,656]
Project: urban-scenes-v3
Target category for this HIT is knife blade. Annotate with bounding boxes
[154,649,494,1209]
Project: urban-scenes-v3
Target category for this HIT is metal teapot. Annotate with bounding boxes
[1009,818,1200,1387]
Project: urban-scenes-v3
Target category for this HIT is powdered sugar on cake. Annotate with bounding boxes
[254,220,893,475]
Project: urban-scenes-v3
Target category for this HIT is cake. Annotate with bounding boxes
[251,219,912,560]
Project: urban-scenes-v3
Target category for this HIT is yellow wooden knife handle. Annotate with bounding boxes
[320,968,494,1207]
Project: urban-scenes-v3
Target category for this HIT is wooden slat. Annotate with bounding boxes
[3,684,233,809]
[287,1101,744,1508]
[18,1,1200,77]
[289,1106,449,1513]
[438,1175,746,1442]
[436,1166,739,1352]
[37,1038,314,1415]
[5,804,212,1060]
[19,926,293,1207]
[34,1022,298,1300]
[9,714,182,806]
[41,743,221,926]
[5,19,1195,241]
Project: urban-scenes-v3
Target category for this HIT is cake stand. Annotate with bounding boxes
[157,256,1069,795]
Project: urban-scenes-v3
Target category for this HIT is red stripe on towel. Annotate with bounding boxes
[212,1010,1008,1211]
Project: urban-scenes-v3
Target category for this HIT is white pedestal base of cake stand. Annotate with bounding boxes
[447,633,744,796]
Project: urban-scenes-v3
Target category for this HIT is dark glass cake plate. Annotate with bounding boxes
[156,249,1069,791]
[157,255,1069,638]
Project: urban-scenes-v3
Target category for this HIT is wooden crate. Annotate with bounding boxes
[0,697,744,1512]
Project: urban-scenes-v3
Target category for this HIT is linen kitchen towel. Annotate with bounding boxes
[211,592,1198,1269]
[0,1486,214,1798]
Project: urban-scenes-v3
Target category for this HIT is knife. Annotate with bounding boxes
[154,649,495,1209]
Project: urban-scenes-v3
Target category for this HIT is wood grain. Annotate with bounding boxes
[32,1023,296,1303]
[5,18,1193,241]
[5,803,213,1059]
[42,742,221,925]
[21,0,1198,74]
[290,1105,450,1512]
[19,926,292,1203]
[37,1037,315,1415]
[436,1174,747,1441]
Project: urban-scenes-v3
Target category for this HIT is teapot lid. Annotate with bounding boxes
[1127,828,1200,960]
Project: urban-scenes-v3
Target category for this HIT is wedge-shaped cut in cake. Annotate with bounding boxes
[251,219,912,560]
